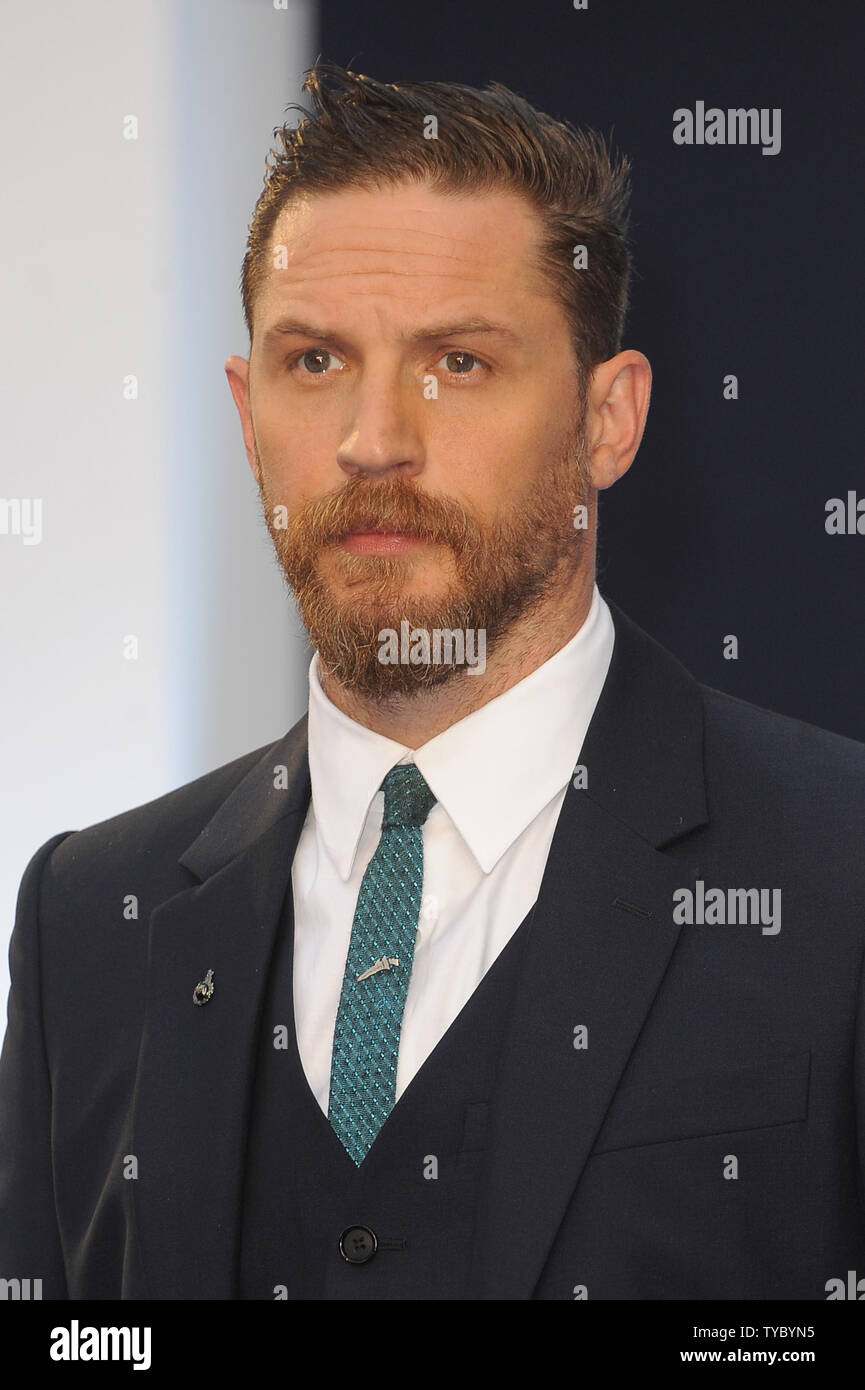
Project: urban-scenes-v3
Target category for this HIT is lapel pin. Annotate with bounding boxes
[193,968,215,1006]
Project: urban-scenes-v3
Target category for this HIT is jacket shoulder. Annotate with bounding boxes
[700,682,865,816]
[38,724,303,886]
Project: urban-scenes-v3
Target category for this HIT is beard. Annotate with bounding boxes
[256,410,592,701]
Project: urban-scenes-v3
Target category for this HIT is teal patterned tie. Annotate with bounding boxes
[327,763,437,1166]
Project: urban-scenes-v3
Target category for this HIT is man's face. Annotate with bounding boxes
[230,180,592,698]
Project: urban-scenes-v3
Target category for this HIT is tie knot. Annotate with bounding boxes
[380,764,436,829]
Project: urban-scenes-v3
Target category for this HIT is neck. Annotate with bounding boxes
[319,559,596,748]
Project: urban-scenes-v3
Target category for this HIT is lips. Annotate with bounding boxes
[339,529,428,555]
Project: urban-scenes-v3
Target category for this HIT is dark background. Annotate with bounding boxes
[319,0,865,742]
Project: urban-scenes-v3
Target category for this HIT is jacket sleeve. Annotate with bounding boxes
[0,832,75,1299]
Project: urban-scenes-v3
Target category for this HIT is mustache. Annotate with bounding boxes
[282,474,479,553]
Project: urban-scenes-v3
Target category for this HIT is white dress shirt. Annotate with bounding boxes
[291,583,615,1114]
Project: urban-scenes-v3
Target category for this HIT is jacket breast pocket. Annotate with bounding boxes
[591,1050,811,1154]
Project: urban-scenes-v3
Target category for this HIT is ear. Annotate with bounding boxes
[586,350,652,491]
[224,355,261,485]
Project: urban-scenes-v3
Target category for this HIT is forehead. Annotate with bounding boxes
[255,180,557,336]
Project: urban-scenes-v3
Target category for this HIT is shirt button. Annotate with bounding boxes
[339,1226,378,1265]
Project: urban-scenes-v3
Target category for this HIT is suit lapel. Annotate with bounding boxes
[130,721,311,1299]
[471,603,709,1298]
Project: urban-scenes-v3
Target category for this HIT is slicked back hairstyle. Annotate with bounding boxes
[240,61,634,407]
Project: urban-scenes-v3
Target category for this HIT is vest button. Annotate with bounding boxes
[339,1226,378,1265]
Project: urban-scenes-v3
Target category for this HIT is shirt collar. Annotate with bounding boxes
[306,584,614,878]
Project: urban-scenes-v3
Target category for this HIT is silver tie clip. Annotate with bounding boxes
[356,956,400,982]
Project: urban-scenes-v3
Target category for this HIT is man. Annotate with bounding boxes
[2,61,865,1302]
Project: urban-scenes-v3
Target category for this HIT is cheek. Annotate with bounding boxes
[432,416,522,485]
[254,409,332,502]
[452,426,548,511]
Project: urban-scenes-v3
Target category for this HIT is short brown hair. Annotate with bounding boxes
[240,61,634,406]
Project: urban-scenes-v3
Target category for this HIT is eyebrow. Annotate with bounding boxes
[260,316,523,349]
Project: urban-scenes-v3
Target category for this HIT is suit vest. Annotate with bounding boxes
[238,877,534,1299]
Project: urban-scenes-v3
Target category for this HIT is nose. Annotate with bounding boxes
[336,365,425,480]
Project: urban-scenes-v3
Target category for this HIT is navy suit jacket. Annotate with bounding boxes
[2,600,865,1299]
